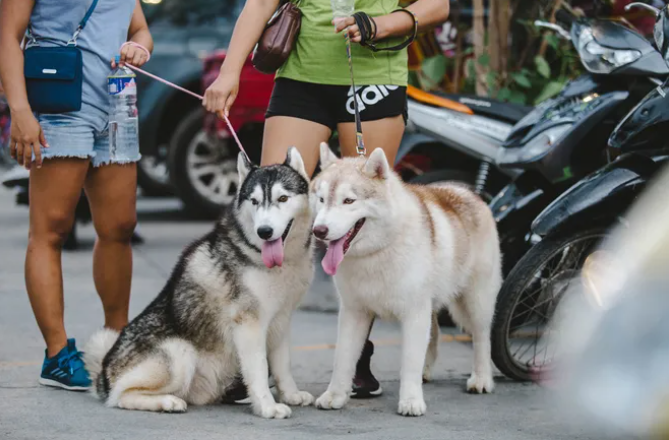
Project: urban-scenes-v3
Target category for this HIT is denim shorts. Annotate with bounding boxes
[36,106,141,167]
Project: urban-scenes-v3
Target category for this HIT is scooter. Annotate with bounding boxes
[396,82,529,200]
[489,1,669,383]
[488,9,668,275]
[397,9,667,276]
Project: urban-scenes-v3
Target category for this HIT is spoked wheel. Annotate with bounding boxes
[169,109,239,218]
[491,227,609,381]
[185,130,238,206]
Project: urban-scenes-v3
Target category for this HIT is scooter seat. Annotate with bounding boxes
[407,85,474,115]
[434,92,532,124]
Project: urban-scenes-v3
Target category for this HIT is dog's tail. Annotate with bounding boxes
[83,328,119,397]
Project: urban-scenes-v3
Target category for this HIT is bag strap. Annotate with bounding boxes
[68,0,100,45]
[26,0,99,47]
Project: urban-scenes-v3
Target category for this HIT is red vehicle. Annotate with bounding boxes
[167,51,274,217]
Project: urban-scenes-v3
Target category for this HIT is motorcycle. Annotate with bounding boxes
[489,8,668,275]
[490,1,669,382]
[396,85,529,200]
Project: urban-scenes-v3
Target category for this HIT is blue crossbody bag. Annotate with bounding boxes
[23,0,99,114]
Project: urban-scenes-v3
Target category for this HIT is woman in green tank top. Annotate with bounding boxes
[203,0,450,401]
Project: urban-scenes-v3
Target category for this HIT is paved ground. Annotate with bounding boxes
[0,180,616,440]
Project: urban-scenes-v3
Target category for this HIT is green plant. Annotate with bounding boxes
[463,13,584,105]
[410,0,584,105]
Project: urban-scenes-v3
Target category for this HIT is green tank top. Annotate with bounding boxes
[276,0,408,86]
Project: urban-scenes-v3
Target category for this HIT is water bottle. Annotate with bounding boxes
[108,55,138,161]
[331,0,355,21]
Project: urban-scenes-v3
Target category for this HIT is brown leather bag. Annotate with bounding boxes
[252,2,302,74]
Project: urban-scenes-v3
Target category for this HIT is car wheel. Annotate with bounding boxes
[137,144,174,197]
[169,109,239,218]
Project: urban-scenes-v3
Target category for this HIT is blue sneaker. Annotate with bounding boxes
[39,339,91,391]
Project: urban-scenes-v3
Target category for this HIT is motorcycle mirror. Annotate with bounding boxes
[625,2,660,15]
[534,20,572,40]
[653,5,669,62]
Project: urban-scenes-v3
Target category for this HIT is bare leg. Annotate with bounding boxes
[84,164,137,331]
[337,115,405,164]
[260,116,331,174]
[25,159,90,357]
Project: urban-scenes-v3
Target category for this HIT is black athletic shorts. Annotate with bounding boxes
[265,78,408,130]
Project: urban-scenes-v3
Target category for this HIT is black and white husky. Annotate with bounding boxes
[84,148,315,419]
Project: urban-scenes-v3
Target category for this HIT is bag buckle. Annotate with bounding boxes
[67,26,83,46]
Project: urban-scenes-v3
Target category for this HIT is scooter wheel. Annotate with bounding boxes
[491,226,609,381]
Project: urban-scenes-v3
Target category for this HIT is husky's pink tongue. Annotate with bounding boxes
[262,238,284,268]
[322,236,346,276]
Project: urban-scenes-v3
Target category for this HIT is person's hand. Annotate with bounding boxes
[111,43,150,68]
[203,72,240,118]
[333,16,367,43]
[9,109,48,170]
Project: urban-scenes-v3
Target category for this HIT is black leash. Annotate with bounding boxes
[344,30,365,156]
[344,8,418,156]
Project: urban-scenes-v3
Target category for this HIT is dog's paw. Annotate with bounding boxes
[466,373,495,394]
[397,398,427,417]
[256,402,292,419]
[422,368,432,383]
[160,395,188,413]
[315,390,348,410]
[282,390,315,407]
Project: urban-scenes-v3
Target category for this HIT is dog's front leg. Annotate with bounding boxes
[233,319,291,419]
[268,315,314,407]
[398,306,432,417]
[315,305,373,411]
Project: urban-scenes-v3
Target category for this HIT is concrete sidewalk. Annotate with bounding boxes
[0,185,613,440]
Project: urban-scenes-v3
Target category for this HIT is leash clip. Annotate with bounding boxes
[356,133,366,156]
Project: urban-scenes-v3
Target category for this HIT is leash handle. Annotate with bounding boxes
[120,42,152,62]
[123,63,250,162]
[344,31,366,156]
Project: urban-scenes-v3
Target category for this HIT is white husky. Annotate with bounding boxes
[311,144,502,417]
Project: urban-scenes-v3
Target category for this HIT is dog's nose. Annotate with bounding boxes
[257,226,274,240]
[313,225,329,239]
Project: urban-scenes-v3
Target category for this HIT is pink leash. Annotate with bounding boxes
[123,62,249,161]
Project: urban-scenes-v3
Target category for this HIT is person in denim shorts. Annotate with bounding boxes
[0,0,152,391]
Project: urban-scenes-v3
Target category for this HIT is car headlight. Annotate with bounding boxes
[577,27,642,74]
[518,124,572,162]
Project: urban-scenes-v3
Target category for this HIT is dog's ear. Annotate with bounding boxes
[284,146,308,180]
[363,148,391,180]
[237,152,254,185]
[319,142,339,169]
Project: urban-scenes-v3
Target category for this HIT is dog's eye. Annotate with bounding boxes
[278,195,289,203]
[319,197,324,203]
[251,199,259,206]
[343,198,356,205]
